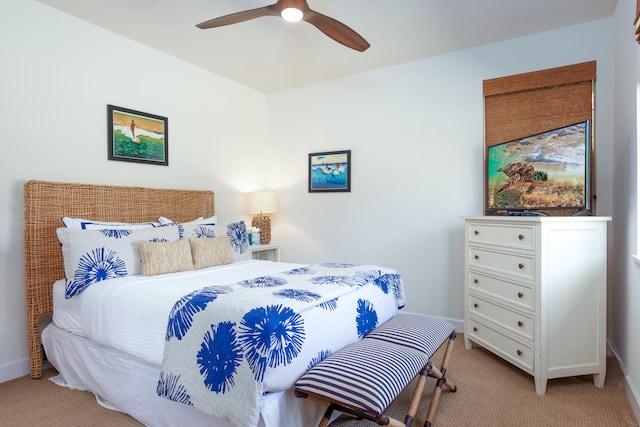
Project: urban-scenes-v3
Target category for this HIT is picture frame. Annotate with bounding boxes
[107,104,168,166]
[308,150,351,193]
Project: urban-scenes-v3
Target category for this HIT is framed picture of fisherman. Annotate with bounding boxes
[107,105,168,166]
[308,150,351,193]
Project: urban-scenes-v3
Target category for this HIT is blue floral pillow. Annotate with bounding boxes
[220,221,251,261]
[57,224,181,298]
[183,220,250,261]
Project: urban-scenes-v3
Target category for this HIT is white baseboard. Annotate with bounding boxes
[0,358,53,384]
[608,340,640,425]
[398,310,464,334]
[443,317,464,334]
[624,377,640,425]
[0,358,30,384]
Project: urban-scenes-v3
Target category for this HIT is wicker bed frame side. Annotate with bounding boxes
[24,180,215,379]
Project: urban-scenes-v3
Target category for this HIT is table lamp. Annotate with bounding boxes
[248,191,277,244]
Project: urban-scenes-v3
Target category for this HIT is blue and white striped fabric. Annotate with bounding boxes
[295,338,430,416]
[364,313,454,358]
[295,313,456,419]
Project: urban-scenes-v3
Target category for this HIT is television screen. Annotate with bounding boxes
[485,120,591,215]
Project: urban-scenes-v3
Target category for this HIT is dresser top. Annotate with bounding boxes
[463,215,611,222]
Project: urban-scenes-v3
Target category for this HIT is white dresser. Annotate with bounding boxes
[463,216,610,395]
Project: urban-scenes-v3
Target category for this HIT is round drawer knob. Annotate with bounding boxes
[474,255,479,260]
[474,230,479,235]
[517,292,524,298]
[518,263,524,269]
[473,327,478,332]
[517,350,523,356]
[518,234,524,240]
[517,321,523,327]
[474,303,479,308]
[474,278,479,284]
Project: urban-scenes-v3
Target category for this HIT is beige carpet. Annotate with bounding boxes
[0,367,140,426]
[331,337,638,427]
[0,334,637,426]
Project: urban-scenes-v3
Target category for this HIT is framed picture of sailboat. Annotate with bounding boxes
[308,150,351,193]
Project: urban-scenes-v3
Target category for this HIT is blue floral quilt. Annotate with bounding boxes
[157,262,405,427]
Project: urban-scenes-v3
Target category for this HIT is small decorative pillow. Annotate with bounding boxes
[223,221,251,261]
[62,216,161,230]
[57,224,180,298]
[138,239,193,276]
[189,235,234,269]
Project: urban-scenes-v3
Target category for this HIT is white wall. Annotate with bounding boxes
[0,0,267,381]
[612,0,640,420]
[265,20,614,322]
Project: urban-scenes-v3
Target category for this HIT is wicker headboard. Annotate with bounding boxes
[23,180,215,378]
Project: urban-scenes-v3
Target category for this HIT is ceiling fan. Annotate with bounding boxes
[196,0,370,52]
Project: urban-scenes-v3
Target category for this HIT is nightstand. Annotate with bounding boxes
[250,244,280,262]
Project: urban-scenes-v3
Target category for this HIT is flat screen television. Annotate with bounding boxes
[485,120,592,216]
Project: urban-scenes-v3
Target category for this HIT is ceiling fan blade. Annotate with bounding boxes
[196,6,279,29]
[304,10,370,52]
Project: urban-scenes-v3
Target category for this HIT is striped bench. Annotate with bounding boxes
[295,313,457,427]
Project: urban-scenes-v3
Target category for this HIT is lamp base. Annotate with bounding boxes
[252,214,271,245]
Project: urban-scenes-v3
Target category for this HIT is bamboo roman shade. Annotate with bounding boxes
[483,61,595,148]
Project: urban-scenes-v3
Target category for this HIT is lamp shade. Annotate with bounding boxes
[248,191,277,214]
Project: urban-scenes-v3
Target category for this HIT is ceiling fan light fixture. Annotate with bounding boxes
[196,0,370,52]
[281,7,303,22]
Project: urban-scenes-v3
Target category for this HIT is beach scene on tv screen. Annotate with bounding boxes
[487,122,587,210]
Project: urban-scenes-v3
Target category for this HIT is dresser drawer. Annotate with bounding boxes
[469,295,533,339]
[468,223,535,250]
[469,247,535,281]
[467,318,534,372]
[468,271,534,310]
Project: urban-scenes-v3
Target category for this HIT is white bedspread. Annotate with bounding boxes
[77,260,304,366]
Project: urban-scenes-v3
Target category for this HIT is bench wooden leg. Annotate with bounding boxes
[403,361,432,427]
[318,404,335,427]
[424,331,457,427]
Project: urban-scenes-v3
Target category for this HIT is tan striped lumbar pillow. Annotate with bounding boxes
[138,238,194,276]
[189,235,234,270]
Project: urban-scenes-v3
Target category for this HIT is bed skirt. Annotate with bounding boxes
[42,323,331,427]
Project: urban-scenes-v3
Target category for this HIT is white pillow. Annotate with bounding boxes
[183,220,250,261]
[57,224,181,298]
[158,215,217,226]
[62,216,160,230]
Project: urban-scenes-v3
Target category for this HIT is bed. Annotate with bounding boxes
[23,180,405,427]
